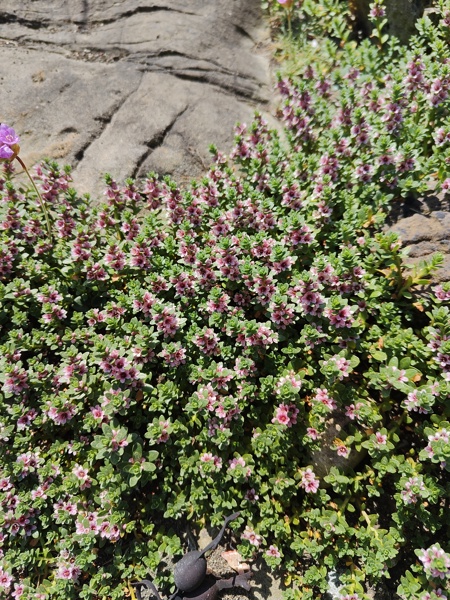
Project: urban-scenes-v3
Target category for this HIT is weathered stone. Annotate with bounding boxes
[387,191,450,283]
[0,0,273,196]
[309,412,366,480]
[389,213,446,244]
[351,0,428,44]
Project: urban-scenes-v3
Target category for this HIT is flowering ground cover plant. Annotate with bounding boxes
[1,2,450,599]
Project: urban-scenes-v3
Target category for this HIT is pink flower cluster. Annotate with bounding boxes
[47,402,77,425]
[404,384,438,414]
[199,453,223,470]
[400,476,425,505]
[300,468,320,493]
[324,355,352,380]
[275,371,302,394]
[194,328,220,355]
[324,305,355,328]
[160,343,187,367]
[75,511,121,542]
[100,348,141,385]
[313,387,336,411]
[236,323,278,348]
[228,456,252,478]
[2,366,28,395]
[2,491,37,536]
[418,544,450,580]
[272,403,299,427]
[0,567,12,590]
[423,428,449,461]
[72,464,92,490]
[427,329,450,380]
[16,451,41,478]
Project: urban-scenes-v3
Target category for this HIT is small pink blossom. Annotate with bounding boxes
[272,403,299,427]
[0,568,12,589]
[0,123,20,160]
[245,488,259,503]
[300,468,320,493]
[374,431,387,446]
[306,427,319,440]
[266,545,281,558]
[229,456,246,469]
[12,583,25,598]
[242,526,262,547]
[336,443,350,458]
[313,388,337,411]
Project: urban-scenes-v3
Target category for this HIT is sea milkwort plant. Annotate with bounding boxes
[0,2,450,599]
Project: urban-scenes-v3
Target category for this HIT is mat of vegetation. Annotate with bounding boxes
[0,1,449,599]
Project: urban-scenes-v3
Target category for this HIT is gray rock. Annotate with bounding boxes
[0,0,274,196]
[387,189,450,284]
[389,212,447,244]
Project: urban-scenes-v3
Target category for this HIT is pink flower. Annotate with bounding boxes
[306,427,319,440]
[325,305,355,328]
[0,123,20,160]
[401,476,425,505]
[266,545,281,558]
[345,402,364,421]
[336,443,350,458]
[313,388,337,411]
[272,403,299,427]
[277,0,294,6]
[90,405,106,421]
[56,565,80,581]
[72,464,92,489]
[369,4,386,18]
[229,457,246,470]
[12,583,25,598]
[200,452,214,463]
[374,431,387,446]
[245,488,259,503]
[418,544,450,579]
[300,468,320,493]
[242,526,262,547]
[0,568,12,589]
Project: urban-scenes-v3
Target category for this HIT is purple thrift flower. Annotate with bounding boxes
[0,124,20,160]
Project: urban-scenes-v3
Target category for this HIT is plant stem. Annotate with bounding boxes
[15,155,53,242]
[361,509,379,539]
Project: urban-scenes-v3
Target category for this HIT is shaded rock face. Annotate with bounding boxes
[387,192,450,283]
[0,0,273,196]
[351,0,429,44]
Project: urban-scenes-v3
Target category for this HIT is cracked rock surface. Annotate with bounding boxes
[0,0,273,195]
[387,190,450,283]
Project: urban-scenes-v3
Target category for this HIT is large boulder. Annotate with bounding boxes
[0,0,274,196]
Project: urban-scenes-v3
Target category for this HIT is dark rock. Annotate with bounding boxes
[351,0,429,44]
